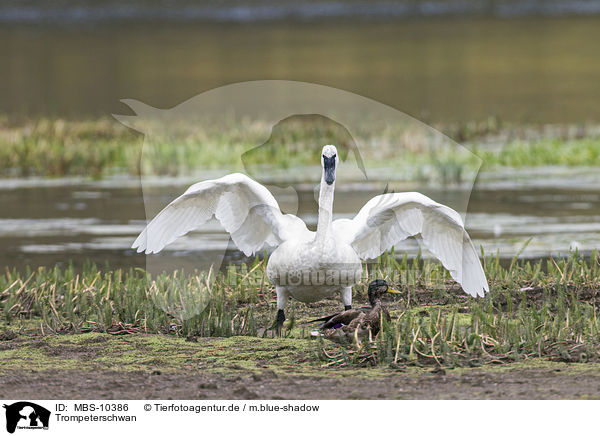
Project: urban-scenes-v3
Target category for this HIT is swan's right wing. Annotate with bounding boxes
[333,192,488,297]
[133,173,310,256]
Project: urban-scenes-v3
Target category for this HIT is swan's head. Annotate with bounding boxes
[367,279,401,306]
[321,144,338,185]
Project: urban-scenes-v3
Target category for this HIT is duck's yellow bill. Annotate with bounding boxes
[387,288,401,294]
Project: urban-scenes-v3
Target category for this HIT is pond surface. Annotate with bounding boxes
[2,167,600,273]
[1,16,600,123]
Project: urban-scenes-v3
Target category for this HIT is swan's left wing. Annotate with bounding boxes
[333,192,488,297]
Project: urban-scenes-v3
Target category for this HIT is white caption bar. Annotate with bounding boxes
[0,400,597,435]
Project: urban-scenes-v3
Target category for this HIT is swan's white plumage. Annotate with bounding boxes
[332,192,488,297]
[134,146,489,313]
[132,173,311,256]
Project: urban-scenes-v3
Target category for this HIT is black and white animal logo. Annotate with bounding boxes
[3,402,50,434]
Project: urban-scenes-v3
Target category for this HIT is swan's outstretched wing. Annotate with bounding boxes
[133,173,310,255]
[333,192,488,297]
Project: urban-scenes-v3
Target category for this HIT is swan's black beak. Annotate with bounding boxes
[323,156,336,185]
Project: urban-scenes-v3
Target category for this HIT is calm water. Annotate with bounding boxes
[1,16,600,123]
[3,7,600,272]
[3,168,600,273]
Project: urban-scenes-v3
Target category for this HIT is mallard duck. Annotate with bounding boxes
[133,144,488,334]
[309,279,400,343]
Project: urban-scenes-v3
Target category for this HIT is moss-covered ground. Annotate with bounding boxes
[2,251,600,398]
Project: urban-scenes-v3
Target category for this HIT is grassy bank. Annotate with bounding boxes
[1,117,600,179]
[2,251,600,370]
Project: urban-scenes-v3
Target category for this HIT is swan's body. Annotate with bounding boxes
[267,238,361,303]
[133,145,489,331]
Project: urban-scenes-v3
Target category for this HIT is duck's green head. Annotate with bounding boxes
[368,279,401,306]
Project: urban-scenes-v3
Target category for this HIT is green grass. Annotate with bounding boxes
[322,251,600,367]
[0,261,265,337]
[0,116,479,180]
[1,116,599,180]
[2,251,600,369]
[478,136,600,168]
[0,118,140,178]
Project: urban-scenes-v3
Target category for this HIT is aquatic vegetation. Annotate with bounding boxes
[0,260,265,337]
[2,251,600,369]
[479,136,600,168]
[1,117,599,180]
[322,250,600,368]
[0,118,140,178]
[0,117,477,180]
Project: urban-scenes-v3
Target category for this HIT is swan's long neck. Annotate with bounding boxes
[316,177,335,242]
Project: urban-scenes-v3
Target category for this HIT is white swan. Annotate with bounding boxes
[133,144,489,331]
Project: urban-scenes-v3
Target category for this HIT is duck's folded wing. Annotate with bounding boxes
[333,192,488,297]
[308,308,366,329]
[133,173,310,256]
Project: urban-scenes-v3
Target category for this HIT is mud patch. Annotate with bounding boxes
[1,366,600,400]
[2,333,600,399]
